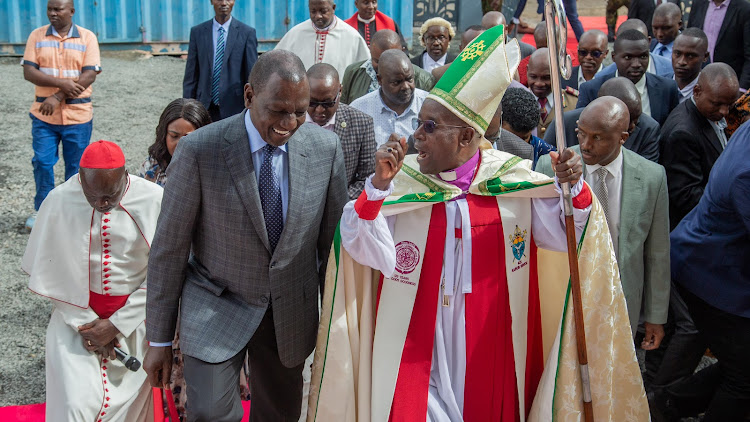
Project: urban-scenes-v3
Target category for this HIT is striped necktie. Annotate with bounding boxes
[212,26,226,106]
[593,167,611,231]
[539,97,548,121]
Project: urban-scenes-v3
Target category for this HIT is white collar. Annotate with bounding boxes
[578,63,603,86]
[586,148,623,179]
[423,52,447,67]
[245,112,288,154]
[616,70,647,92]
[675,73,700,99]
[213,16,232,32]
[357,14,376,24]
[305,112,337,130]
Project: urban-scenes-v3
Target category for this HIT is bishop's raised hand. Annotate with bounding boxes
[372,134,407,191]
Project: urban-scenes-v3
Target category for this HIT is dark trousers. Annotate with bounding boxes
[643,282,706,392]
[209,103,222,123]
[183,308,305,422]
[667,286,750,421]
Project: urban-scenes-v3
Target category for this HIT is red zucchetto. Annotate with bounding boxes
[79,140,126,169]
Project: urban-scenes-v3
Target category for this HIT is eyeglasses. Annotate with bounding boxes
[578,49,605,58]
[412,118,471,133]
[309,93,340,109]
[425,35,448,43]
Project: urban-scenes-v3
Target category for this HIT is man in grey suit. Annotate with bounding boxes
[545,77,661,162]
[144,50,349,421]
[537,97,670,348]
[484,100,534,161]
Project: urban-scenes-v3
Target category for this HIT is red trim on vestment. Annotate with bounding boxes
[572,182,592,209]
[388,203,446,422]
[344,11,397,34]
[525,236,544,417]
[464,195,520,421]
[354,189,384,220]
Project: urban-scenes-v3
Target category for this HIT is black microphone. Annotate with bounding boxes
[114,346,141,372]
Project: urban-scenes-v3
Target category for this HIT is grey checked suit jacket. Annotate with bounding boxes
[490,129,534,162]
[330,103,376,199]
[537,147,671,334]
[146,111,349,366]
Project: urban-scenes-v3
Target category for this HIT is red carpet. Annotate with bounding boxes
[0,401,252,421]
[521,15,627,55]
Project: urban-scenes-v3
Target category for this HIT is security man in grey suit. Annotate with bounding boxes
[537,97,670,348]
[545,77,661,162]
[145,50,349,421]
[183,0,258,122]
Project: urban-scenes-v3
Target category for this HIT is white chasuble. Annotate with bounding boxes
[23,175,163,422]
[308,149,650,422]
[275,17,370,79]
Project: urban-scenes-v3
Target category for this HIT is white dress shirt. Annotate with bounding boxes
[618,70,651,118]
[676,74,699,102]
[350,88,429,146]
[423,52,447,73]
[584,149,623,256]
[578,64,603,88]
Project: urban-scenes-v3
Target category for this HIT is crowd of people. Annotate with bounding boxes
[18,0,750,421]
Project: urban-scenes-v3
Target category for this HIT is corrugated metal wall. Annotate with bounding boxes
[0,0,413,55]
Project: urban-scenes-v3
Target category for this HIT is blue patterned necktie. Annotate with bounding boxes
[211,26,225,105]
[259,144,283,252]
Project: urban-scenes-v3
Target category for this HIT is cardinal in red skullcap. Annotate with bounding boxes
[22,138,164,421]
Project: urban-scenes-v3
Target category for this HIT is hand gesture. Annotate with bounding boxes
[94,339,119,360]
[79,318,120,351]
[144,345,174,388]
[549,148,583,185]
[641,322,665,351]
[372,134,407,191]
[57,79,85,98]
[39,96,60,116]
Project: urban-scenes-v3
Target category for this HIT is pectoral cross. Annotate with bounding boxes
[441,276,450,307]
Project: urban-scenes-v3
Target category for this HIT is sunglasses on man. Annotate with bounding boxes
[577,49,605,59]
[412,118,471,134]
[309,93,340,109]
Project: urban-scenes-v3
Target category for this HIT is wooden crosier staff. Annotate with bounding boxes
[543,0,594,420]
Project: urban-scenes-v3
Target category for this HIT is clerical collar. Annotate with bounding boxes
[312,16,337,33]
[438,149,480,195]
[357,14,375,24]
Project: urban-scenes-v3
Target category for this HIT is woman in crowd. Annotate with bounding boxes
[137,98,211,186]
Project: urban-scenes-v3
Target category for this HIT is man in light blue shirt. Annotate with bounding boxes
[351,50,428,146]
[651,3,682,58]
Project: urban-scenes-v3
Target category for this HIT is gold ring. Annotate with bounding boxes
[568,168,573,176]
[87,340,92,346]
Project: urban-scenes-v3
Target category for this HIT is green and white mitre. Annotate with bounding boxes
[427,25,521,136]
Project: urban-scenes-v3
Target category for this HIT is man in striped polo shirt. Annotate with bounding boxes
[22,0,101,230]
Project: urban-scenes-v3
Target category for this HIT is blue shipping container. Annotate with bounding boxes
[0,0,413,55]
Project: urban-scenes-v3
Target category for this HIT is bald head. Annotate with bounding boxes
[694,63,739,121]
[617,19,649,37]
[577,97,630,166]
[533,22,548,48]
[481,11,505,29]
[372,29,401,50]
[460,25,486,50]
[652,3,682,45]
[307,63,339,85]
[379,49,412,73]
[598,77,642,129]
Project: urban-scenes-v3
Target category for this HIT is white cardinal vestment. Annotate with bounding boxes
[22,174,163,422]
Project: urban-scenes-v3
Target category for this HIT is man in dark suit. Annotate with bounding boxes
[659,63,738,229]
[547,77,661,162]
[688,0,750,90]
[144,51,349,421]
[598,19,676,78]
[578,29,680,125]
[484,101,534,161]
[650,2,683,59]
[659,120,750,422]
[628,0,680,38]
[306,63,375,199]
[411,17,457,72]
[183,0,258,122]
[562,30,610,90]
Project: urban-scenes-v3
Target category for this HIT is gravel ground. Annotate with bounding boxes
[0,52,185,406]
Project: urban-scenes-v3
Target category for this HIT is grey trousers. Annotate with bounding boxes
[183,308,305,422]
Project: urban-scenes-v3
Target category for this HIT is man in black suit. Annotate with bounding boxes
[547,77,661,162]
[628,0,680,38]
[659,63,738,229]
[577,29,680,126]
[306,64,376,199]
[562,30,609,90]
[688,0,750,90]
[183,0,258,122]
[650,2,682,59]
